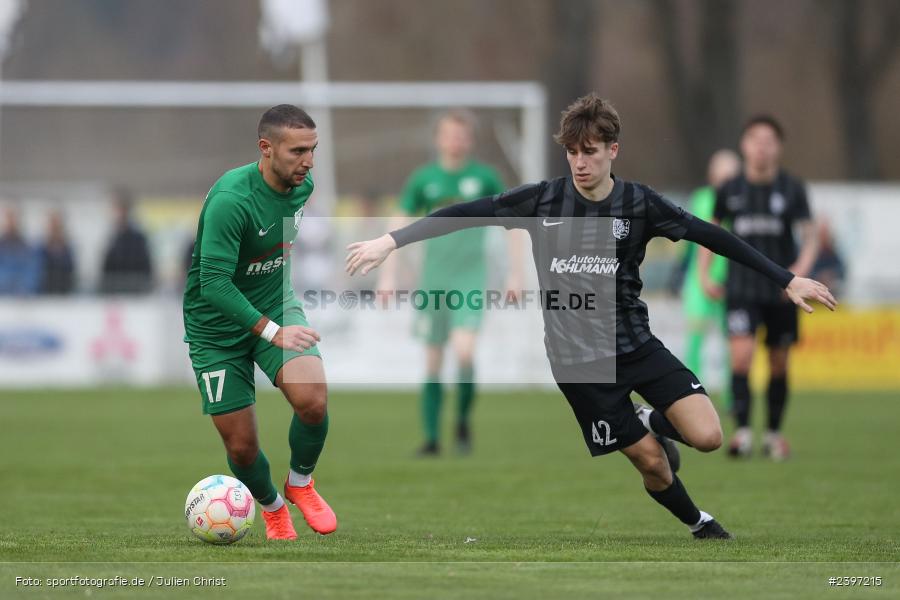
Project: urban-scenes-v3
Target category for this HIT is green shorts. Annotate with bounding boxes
[188,303,321,416]
[683,278,725,322]
[413,301,483,345]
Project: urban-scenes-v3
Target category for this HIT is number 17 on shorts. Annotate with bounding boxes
[201,370,226,405]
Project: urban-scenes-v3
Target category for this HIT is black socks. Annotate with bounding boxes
[767,376,788,431]
[732,374,751,428]
[646,475,701,526]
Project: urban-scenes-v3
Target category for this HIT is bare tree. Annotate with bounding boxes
[826,0,900,180]
[652,0,741,181]
[543,0,597,175]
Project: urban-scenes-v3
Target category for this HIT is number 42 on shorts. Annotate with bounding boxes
[592,420,617,446]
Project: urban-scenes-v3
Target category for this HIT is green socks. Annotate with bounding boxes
[421,367,475,444]
[421,380,443,444]
[226,412,329,503]
[227,449,278,505]
[289,412,329,476]
[457,365,475,426]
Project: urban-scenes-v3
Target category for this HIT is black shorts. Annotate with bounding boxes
[551,338,707,457]
[726,300,799,347]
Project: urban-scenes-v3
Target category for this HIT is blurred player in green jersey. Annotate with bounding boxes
[379,110,515,456]
[681,150,740,406]
[182,105,336,539]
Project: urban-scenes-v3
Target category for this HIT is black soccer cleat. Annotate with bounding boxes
[633,402,680,473]
[656,433,681,473]
[455,423,472,456]
[762,431,791,461]
[692,519,733,540]
[727,427,752,459]
[415,441,440,458]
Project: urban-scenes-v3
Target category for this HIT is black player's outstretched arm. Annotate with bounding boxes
[345,196,497,276]
[347,183,542,276]
[682,217,794,288]
[684,217,837,313]
[388,196,497,248]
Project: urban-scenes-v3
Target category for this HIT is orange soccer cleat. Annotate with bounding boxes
[261,504,298,540]
[284,478,337,535]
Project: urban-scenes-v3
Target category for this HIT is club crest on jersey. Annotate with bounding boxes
[612,218,631,240]
[293,207,304,230]
[769,192,786,215]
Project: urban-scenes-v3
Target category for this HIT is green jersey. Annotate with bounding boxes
[682,185,727,318]
[400,160,504,290]
[183,161,312,347]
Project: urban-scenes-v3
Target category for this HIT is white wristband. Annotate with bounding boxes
[261,321,280,343]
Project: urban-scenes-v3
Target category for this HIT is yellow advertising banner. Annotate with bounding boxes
[752,307,900,390]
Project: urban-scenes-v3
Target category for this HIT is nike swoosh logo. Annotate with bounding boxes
[542,219,564,227]
[258,222,276,236]
[691,382,702,390]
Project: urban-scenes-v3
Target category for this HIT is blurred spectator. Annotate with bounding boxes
[810,220,845,296]
[99,189,154,294]
[0,206,42,295]
[38,209,76,295]
[178,236,197,294]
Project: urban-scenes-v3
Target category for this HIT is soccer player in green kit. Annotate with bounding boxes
[680,150,740,402]
[182,105,336,539]
[379,110,507,456]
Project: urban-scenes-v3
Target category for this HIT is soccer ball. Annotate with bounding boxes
[184,475,255,544]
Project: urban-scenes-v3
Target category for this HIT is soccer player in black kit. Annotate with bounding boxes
[700,116,820,461]
[346,94,835,539]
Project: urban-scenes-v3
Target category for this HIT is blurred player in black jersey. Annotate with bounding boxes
[346,94,835,539]
[701,116,820,460]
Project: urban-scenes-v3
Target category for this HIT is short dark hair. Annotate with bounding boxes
[554,93,620,149]
[258,104,316,140]
[742,114,784,141]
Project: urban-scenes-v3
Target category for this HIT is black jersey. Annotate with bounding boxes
[391,174,793,369]
[714,171,810,303]
[491,176,692,364]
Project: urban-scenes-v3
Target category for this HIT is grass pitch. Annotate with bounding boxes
[1,387,897,598]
